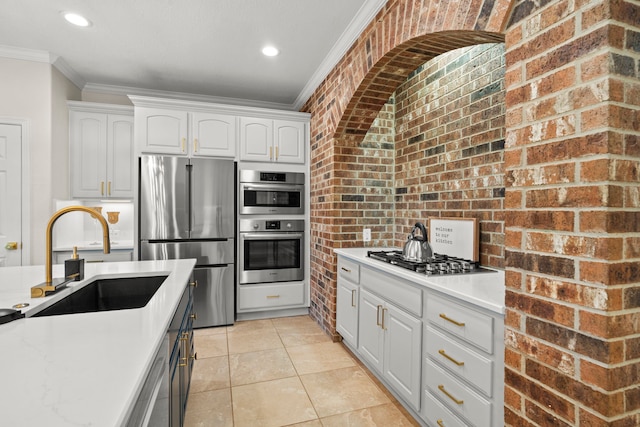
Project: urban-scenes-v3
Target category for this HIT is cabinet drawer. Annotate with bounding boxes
[427,294,493,354]
[426,325,493,397]
[361,266,422,317]
[425,360,492,427]
[238,282,305,310]
[422,391,467,427]
[338,257,360,284]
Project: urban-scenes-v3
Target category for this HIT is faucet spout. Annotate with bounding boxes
[31,206,111,298]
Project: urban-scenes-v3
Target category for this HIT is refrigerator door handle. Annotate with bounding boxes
[186,162,193,236]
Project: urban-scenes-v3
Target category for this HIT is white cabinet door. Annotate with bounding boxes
[358,289,384,373]
[70,112,107,198]
[239,117,272,162]
[274,120,305,164]
[107,115,134,198]
[383,302,422,411]
[190,112,236,157]
[336,278,359,348]
[137,107,188,155]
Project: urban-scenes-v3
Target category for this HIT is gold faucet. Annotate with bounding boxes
[31,206,111,298]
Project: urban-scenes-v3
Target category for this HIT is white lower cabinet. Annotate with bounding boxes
[237,282,305,311]
[422,292,504,427]
[336,257,360,347]
[357,288,422,412]
[335,254,504,427]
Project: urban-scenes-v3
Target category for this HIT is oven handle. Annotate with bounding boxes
[241,232,304,240]
[242,183,303,192]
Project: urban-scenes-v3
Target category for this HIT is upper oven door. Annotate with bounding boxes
[239,182,304,215]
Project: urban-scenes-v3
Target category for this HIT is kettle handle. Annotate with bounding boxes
[414,222,428,241]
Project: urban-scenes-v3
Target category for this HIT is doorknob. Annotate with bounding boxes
[5,242,18,250]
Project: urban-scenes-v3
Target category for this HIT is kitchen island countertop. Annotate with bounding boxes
[334,247,505,314]
[0,259,196,426]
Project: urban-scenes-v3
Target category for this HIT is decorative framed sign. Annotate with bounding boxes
[427,217,479,261]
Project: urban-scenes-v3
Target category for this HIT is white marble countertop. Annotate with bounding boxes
[0,259,196,426]
[334,248,505,314]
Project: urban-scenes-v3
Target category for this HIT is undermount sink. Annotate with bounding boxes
[31,275,168,317]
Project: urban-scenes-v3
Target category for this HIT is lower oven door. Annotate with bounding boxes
[239,231,304,284]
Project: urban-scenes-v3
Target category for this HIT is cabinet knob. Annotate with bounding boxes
[5,242,18,250]
[190,313,197,320]
[189,281,198,288]
[190,352,198,361]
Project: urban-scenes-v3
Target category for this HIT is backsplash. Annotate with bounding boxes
[52,200,134,249]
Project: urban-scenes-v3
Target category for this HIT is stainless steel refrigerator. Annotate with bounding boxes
[138,155,235,327]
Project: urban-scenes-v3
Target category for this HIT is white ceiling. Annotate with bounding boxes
[0,0,386,110]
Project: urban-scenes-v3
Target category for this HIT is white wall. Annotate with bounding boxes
[0,57,81,265]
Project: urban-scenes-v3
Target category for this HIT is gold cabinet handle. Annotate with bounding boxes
[108,181,111,196]
[439,349,465,366]
[179,332,188,367]
[438,384,464,405]
[181,137,186,152]
[269,146,273,160]
[275,145,279,160]
[341,266,351,273]
[190,313,197,320]
[194,138,198,152]
[437,420,445,427]
[351,289,356,307]
[100,181,104,196]
[439,313,465,327]
[5,242,18,250]
[266,295,280,299]
[376,305,382,327]
[189,281,198,288]
[382,308,388,330]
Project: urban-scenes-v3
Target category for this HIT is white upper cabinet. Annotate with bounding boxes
[240,117,306,164]
[69,103,134,199]
[135,107,236,158]
[129,96,309,163]
[190,112,236,157]
[136,107,188,155]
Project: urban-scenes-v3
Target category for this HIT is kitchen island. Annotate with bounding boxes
[0,259,196,426]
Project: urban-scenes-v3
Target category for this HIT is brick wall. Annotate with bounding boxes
[503,0,640,424]
[303,0,639,424]
[394,43,506,268]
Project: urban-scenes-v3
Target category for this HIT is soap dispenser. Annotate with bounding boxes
[64,246,84,281]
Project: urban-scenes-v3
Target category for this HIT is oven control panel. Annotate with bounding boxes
[240,219,305,233]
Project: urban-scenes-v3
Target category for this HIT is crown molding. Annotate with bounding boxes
[84,83,296,111]
[292,0,387,111]
[0,44,53,63]
[52,56,86,89]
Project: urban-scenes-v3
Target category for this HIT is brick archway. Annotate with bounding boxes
[336,30,505,140]
[302,0,513,335]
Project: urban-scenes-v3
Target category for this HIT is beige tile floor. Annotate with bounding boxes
[184,315,421,427]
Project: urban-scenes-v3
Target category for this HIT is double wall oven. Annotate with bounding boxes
[238,170,305,286]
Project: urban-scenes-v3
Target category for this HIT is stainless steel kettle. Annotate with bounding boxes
[402,222,433,262]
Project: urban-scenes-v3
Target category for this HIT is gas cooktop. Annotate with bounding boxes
[367,250,495,275]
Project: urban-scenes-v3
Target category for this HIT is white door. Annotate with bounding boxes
[0,124,22,266]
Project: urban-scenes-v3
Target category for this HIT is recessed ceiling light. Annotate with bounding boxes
[63,12,92,27]
[261,46,280,57]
